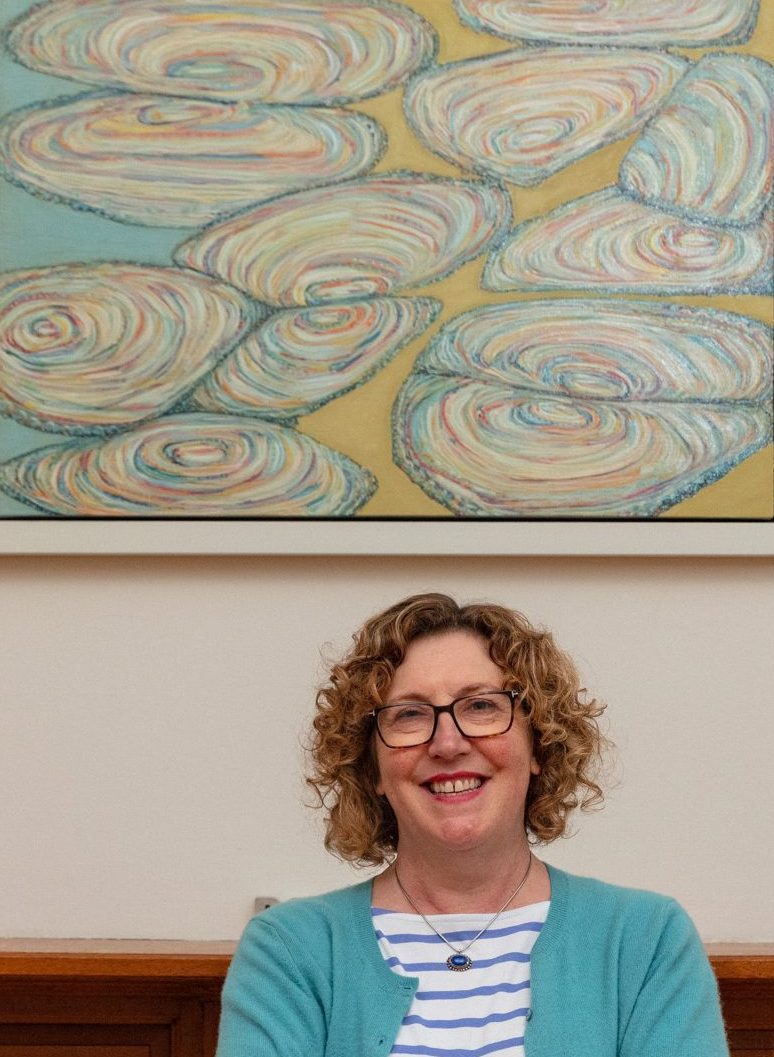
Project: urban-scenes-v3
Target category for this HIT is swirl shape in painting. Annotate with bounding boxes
[394,301,773,517]
[175,173,512,306]
[404,48,687,186]
[189,297,441,420]
[0,414,377,516]
[484,189,773,295]
[5,0,438,104]
[619,54,774,227]
[0,264,257,434]
[0,91,385,228]
[453,0,760,47]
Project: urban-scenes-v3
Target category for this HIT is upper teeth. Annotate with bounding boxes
[429,777,483,794]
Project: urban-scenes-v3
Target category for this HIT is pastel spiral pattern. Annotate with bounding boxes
[0,92,385,228]
[454,0,760,46]
[189,296,441,420]
[404,48,687,186]
[0,414,377,516]
[412,301,772,403]
[394,301,773,517]
[176,174,512,306]
[0,264,257,434]
[5,0,438,104]
[394,377,770,517]
[484,188,773,294]
[619,54,774,227]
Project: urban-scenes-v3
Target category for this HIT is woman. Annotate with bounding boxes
[217,593,729,1056]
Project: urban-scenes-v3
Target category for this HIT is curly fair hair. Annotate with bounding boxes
[307,592,609,866]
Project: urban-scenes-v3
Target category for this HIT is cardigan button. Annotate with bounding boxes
[525,1008,533,1021]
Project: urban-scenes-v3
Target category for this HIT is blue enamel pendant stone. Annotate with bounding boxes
[447,953,472,971]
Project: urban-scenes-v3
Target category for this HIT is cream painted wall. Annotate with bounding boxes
[0,555,771,942]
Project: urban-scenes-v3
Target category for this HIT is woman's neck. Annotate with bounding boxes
[373,837,548,914]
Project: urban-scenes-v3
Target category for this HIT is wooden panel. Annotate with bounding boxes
[717,968,774,1057]
[0,1021,169,1056]
[0,978,205,1057]
[722,993,774,1029]
[726,1026,774,1053]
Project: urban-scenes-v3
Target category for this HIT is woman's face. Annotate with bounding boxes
[375,630,540,858]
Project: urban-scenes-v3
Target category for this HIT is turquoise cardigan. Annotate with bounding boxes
[217,864,729,1057]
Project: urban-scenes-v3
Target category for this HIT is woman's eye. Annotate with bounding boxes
[464,696,498,713]
[393,705,426,721]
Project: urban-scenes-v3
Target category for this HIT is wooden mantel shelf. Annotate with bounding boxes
[706,943,774,979]
[0,941,771,1057]
[0,938,771,978]
[0,938,234,979]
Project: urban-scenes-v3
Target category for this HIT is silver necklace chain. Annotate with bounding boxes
[393,852,534,960]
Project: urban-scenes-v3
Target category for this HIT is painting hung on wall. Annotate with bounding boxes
[0,0,772,521]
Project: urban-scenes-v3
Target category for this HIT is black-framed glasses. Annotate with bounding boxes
[370,689,523,748]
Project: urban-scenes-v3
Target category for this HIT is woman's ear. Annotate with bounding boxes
[529,755,541,776]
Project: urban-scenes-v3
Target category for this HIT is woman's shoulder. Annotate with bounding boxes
[550,863,675,905]
[547,863,700,945]
[235,880,373,954]
[264,879,371,919]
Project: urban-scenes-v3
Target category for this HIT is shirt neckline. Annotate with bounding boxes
[351,864,568,994]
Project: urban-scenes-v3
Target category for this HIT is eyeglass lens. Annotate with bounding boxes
[377,692,514,747]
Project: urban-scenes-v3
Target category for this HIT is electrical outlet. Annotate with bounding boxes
[254,896,279,913]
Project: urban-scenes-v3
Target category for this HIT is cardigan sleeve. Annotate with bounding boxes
[618,899,729,1057]
[216,914,328,1057]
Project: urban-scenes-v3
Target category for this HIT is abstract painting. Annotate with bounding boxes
[0,0,771,520]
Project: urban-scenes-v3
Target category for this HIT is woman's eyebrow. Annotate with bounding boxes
[385,682,501,703]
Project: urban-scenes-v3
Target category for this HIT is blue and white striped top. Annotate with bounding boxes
[372,900,550,1057]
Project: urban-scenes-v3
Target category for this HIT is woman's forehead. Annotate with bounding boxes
[387,630,502,699]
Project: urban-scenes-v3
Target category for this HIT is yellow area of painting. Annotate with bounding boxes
[301,0,774,519]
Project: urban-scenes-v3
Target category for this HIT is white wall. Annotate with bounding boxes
[1,555,772,942]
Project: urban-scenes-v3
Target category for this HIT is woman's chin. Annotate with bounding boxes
[427,818,492,852]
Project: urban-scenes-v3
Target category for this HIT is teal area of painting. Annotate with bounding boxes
[0,0,189,514]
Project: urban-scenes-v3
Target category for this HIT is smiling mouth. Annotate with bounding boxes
[427,777,484,795]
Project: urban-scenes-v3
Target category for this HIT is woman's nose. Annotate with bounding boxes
[429,711,470,755]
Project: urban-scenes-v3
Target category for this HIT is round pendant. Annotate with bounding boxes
[447,953,473,971]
